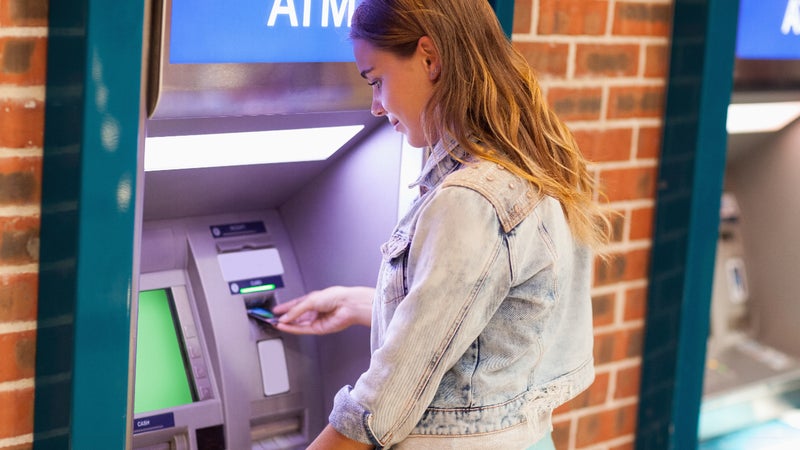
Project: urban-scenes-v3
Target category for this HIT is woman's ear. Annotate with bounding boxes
[417,36,441,81]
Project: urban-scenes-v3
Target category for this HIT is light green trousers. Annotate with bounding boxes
[526,433,556,450]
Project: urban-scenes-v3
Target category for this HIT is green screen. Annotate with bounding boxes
[134,288,195,414]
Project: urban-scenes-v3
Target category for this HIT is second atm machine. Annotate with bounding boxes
[130,1,421,449]
[699,0,800,445]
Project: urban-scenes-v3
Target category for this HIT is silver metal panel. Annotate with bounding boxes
[142,111,382,221]
[280,123,406,413]
[725,118,800,358]
[182,210,324,450]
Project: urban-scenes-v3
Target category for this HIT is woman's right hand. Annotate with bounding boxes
[272,286,374,335]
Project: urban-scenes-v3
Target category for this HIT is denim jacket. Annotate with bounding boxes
[329,137,595,449]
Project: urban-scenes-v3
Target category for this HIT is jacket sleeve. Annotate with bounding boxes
[328,185,518,447]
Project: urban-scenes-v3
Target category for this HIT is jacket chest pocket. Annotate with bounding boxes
[378,233,410,305]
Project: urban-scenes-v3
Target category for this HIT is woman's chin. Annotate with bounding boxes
[403,135,428,149]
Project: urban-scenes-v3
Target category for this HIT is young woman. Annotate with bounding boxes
[273,1,614,448]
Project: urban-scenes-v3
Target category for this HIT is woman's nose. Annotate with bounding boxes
[371,99,386,117]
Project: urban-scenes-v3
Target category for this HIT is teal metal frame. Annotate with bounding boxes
[636,0,739,449]
[34,0,145,448]
[489,0,516,38]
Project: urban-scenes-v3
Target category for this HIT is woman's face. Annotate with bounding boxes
[353,38,439,148]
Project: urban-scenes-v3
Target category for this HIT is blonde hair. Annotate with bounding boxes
[351,0,615,251]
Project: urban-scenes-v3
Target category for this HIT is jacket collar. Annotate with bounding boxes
[409,134,469,194]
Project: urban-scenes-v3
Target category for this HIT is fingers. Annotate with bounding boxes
[271,294,306,316]
[273,293,319,324]
[273,321,325,336]
[269,286,365,335]
[273,293,333,335]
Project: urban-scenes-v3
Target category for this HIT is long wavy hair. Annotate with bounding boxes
[351,0,615,251]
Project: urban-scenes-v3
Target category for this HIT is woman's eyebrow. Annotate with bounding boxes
[360,67,374,79]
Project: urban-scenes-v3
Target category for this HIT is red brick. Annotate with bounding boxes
[610,442,636,450]
[630,206,654,241]
[0,386,34,439]
[624,285,648,321]
[608,85,665,119]
[556,370,610,414]
[592,293,616,327]
[615,364,642,400]
[514,42,569,78]
[574,128,634,163]
[637,126,663,159]
[575,44,640,78]
[0,216,41,265]
[0,156,42,205]
[594,248,651,286]
[0,273,38,323]
[600,166,657,202]
[0,99,45,148]
[593,326,644,365]
[551,418,571,450]
[512,0,532,34]
[601,166,657,202]
[0,0,48,27]
[576,403,638,447]
[0,330,36,383]
[539,0,609,36]
[606,208,626,244]
[548,87,603,121]
[644,43,670,79]
[612,1,672,37]
[1,444,32,450]
[0,37,47,85]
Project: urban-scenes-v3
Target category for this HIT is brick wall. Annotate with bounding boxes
[0,0,47,448]
[511,0,672,449]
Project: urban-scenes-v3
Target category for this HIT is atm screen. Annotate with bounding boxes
[134,288,196,414]
[170,0,362,63]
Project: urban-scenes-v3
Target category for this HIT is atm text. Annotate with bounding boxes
[267,0,356,28]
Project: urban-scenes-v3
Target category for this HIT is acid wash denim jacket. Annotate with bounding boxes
[330,137,595,449]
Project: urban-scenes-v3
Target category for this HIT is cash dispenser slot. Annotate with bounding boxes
[250,415,306,450]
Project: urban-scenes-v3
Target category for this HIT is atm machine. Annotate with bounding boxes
[699,1,800,440]
[129,1,419,449]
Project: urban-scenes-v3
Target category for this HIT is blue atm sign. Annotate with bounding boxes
[737,0,800,60]
[170,0,363,64]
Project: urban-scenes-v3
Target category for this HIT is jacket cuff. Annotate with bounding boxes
[329,385,382,447]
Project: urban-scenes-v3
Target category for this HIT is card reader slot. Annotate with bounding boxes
[246,293,279,326]
[244,293,277,310]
